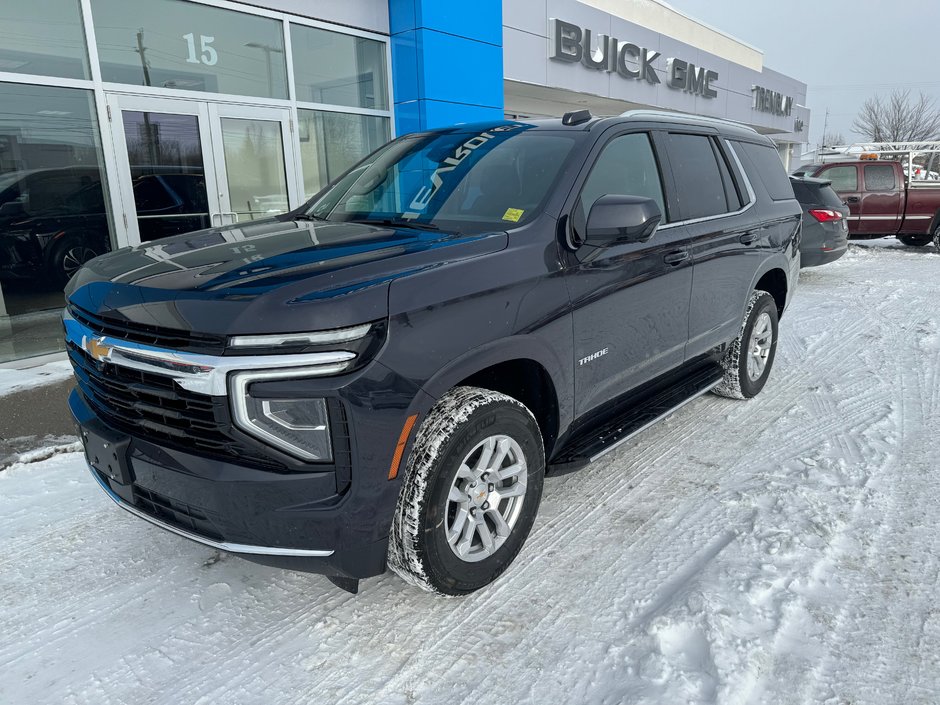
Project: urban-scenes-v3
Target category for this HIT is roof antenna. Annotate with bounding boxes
[562,109,592,126]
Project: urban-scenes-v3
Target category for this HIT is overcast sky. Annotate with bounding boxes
[662,0,940,149]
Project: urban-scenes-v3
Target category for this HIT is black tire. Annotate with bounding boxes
[713,290,779,400]
[387,386,545,595]
[898,234,932,247]
[48,236,104,288]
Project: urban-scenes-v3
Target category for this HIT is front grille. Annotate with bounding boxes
[133,484,225,542]
[68,341,284,470]
[69,304,227,355]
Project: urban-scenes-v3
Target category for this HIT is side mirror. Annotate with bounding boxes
[0,200,25,217]
[585,194,662,246]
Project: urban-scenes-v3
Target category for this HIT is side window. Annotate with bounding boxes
[864,164,896,191]
[712,140,744,210]
[819,165,858,192]
[735,141,794,201]
[572,132,666,241]
[664,132,729,219]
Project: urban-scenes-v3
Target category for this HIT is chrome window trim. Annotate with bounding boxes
[64,309,355,396]
[88,465,333,557]
[658,138,757,231]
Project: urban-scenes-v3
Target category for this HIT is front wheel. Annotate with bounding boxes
[387,387,545,595]
[713,290,779,400]
[898,234,932,247]
[48,236,104,287]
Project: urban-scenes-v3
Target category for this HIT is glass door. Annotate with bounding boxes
[108,96,300,247]
[209,104,298,224]
[107,95,219,246]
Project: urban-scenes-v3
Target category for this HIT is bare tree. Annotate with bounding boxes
[852,90,940,142]
[821,131,846,147]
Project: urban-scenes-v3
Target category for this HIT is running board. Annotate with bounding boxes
[548,365,723,474]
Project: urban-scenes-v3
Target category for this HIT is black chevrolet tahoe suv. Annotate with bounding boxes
[65,110,801,595]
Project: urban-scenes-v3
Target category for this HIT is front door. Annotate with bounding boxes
[107,94,299,246]
[565,131,694,417]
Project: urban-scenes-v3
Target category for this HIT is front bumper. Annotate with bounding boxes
[70,359,429,580]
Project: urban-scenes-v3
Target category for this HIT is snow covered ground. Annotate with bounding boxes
[0,358,72,398]
[2,241,939,705]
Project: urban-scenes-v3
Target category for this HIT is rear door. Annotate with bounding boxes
[814,164,860,234]
[564,130,694,417]
[859,163,902,234]
[661,131,761,357]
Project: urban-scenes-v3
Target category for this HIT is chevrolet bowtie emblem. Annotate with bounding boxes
[83,336,112,363]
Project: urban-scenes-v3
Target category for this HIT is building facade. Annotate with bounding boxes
[0,0,809,364]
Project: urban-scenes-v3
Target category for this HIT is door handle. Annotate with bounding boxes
[845,196,860,203]
[739,232,759,245]
[663,250,690,265]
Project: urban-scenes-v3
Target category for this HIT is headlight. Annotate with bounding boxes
[230,370,333,462]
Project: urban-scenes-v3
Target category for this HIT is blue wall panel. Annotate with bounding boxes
[389,0,503,134]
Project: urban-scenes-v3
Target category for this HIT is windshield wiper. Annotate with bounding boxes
[293,213,327,221]
[351,217,440,231]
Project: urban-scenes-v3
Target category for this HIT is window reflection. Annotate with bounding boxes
[298,110,390,199]
[291,25,388,109]
[0,0,90,79]
[93,0,288,99]
[0,82,111,361]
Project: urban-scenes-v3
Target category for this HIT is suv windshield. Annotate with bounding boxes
[302,124,578,233]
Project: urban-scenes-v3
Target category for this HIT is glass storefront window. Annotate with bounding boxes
[92,0,288,99]
[298,110,390,199]
[0,0,90,80]
[121,111,211,242]
[291,25,388,109]
[219,118,289,222]
[0,82,111,362]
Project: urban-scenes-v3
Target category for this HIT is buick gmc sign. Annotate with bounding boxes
[550,18,719,98]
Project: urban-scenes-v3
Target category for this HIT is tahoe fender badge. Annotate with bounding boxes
[579,348,609,366]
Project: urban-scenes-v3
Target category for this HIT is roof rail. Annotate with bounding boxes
[619,109,759,133]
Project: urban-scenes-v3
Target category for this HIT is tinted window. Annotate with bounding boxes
[735,141,794,201]
[864,164,896,191]
[791,180,845,210]
[713,140,744,210]
[665,133,728,219]
[818,165,858,192]
[572,132,666,240]
[816,184,847,210]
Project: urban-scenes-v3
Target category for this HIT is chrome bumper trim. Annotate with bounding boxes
[63,309,355,396]
[88,464,335,558]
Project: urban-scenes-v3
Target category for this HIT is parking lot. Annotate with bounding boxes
[2,240,938,705]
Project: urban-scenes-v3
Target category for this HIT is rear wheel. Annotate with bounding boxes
[713,290,779,400]
[387,386,545,595]
[898,234,932,247]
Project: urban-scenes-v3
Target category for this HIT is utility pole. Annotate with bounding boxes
[821,107,830,148]
[134,28,158,167]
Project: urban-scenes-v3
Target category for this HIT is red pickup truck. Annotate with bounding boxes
[793,159,940,247]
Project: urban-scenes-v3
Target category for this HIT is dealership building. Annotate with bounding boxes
[0,0,810,364]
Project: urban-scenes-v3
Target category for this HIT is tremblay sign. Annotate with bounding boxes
[549,18,719,98]
[752,85,794,117]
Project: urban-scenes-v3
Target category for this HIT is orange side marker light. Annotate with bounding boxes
[388,414,418,480]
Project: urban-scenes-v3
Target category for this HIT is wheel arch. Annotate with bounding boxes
[419,337,570,458]
[750,261,790,319]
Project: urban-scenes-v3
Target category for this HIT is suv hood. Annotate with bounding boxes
[66,218,507,336]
